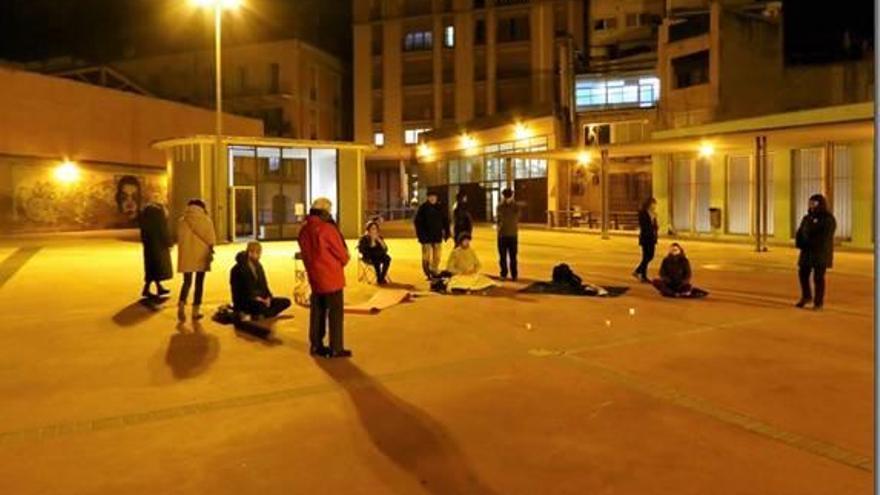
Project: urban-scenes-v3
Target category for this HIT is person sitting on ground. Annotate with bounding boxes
[357,220,391,285]
[443,232,496,293]
[230,241,292,320]
[651,243,707,298]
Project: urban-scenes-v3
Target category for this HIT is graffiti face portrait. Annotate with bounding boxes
[116,175,142,220]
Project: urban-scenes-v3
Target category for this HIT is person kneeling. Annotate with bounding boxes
[357,221,391,284]
[652,243,707,298]
[230,242,291,320]
[444,233,496,293]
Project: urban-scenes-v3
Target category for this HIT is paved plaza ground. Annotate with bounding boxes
[0,227,873,494]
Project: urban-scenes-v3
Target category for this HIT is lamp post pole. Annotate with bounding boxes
[213,4,223,224]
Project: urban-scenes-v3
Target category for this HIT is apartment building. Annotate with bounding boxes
[354,0,585,216]
[109,39,346,141]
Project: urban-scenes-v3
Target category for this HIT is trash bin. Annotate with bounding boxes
[709,207,722,230]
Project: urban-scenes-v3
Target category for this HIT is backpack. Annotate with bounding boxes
[552,264,583,290]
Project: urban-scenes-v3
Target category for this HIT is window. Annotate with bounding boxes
[373,132,385,147]
[498,16,530,42]
[585,125,611,146]
[833,146,853,239]
[594,17,618,31]
[727,155,751,234]
[672,50,710,89]
[474,20,486,45]
[404,128,431,144]
[575,75,659,109]
[626,13,638,27]
[403,30,433,51]
[444,25,455,48]
[672,157,711,233]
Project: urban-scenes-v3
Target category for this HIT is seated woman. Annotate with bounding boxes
[444,232,496,293]
[652,243,708,298]
[357,221,391,284]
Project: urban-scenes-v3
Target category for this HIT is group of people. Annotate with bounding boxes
[633,194,836,308]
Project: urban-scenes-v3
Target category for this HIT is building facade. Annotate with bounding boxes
[354,0,585,216]
[109,39,346,141]
[0,64,261,235]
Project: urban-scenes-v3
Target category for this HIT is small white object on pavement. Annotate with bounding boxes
[525,323,533,330]
[605,319,612,327]
[628,308,636,316]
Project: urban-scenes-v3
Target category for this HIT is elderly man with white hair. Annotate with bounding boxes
[297,197,352,358]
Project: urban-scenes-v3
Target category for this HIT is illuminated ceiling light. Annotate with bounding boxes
[54,161,80,184]
[417,143,432,158]
[460,134,476,150]
[698,142,715,158]
[576,151,591,165]
[514,122,530,140]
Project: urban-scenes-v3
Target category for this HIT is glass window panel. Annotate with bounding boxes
[310,149,338,218]
[727,155,751,234]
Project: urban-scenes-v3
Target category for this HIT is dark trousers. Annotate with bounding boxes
[179,272,205,305]
[309,290,344,352]
[367,254,391,283]
[635,243,656,278]
[239,297,291,318]
[799,265,827,306]
[498,236,518,280]
[652,279,692,298]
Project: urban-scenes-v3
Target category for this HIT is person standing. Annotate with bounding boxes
[633,197,659,283]
[230,241,291,320]
[298,197,352,358]
[496,188,520,281]
[795,194,836,310]
[357,221,392,284]
[414,191,451,279]
[138,196,173,298]
[177,199,216,321]
[452,191,473,245]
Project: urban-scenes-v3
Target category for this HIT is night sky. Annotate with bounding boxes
[0,0,352,65]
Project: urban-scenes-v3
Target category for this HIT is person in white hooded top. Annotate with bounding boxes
[177,199,216,320]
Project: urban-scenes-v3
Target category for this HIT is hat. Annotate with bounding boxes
[311,197,333,212]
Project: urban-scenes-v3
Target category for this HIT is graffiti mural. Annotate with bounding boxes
[10,164,166,232]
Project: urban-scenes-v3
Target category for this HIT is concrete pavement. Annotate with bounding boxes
[0,228,873,494]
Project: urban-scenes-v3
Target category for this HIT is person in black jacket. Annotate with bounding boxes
[414,191,451,279]
[138,199,173,298]
[652,243,707,298]
[452,191,473,245]
[633,197,659,283]
[230,242,291,320]
[795,194,837,310]
[357,221,391,284]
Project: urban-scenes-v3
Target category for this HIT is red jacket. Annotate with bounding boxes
[297,214,349,294]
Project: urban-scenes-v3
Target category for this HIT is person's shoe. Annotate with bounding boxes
[795,298,812,308]
[142,287,154,298]
[640,277,650,284]
[309,346,330,357]
[177,302,186,322]
[632,271,642,281]
[192,305,204,320]
[328,349,352,359]
[156,286,170,297]
[813,304,824,311]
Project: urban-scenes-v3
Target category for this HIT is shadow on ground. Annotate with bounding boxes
[112,298,166,327]
[163,322,220,379]
[317,359,498,495]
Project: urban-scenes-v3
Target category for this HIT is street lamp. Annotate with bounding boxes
[191,0,241,224]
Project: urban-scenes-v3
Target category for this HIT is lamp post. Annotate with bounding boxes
[192,0,240,225]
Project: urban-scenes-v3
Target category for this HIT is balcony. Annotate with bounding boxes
[667,13,710,43]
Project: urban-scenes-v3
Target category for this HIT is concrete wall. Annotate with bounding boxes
[0,65,261,169]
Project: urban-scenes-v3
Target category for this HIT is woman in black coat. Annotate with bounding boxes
[452,192,473,245]
[652,243,707,298]
[357,221,391,284]
[138,201,173,298]
[795,193,837,310]
[633,197,658,282]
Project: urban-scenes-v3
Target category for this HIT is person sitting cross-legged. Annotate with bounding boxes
[230,241,291,320]
[444,232,496,293]
[651,242,708,298]
[357,220,391,284]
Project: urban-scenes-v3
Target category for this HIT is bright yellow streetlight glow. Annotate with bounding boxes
[460,134,477,150]
[514,122,530,140]
[698,142,715,158]
[54,161,80,184]
[576,151,592,165]
[417,143,433,158]
[191,0,241,9]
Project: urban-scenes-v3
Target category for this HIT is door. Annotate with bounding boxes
[231,186,257,240]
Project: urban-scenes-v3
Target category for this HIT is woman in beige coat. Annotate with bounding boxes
[177,199,216,320]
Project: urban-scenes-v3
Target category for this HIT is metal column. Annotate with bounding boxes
[600,149,610,240]
[755,135,768,252]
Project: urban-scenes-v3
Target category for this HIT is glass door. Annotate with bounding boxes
[231,186,257,240]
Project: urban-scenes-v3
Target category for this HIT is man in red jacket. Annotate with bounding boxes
[297,197,352,358]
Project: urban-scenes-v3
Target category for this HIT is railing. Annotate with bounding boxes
[547,210,640,231]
